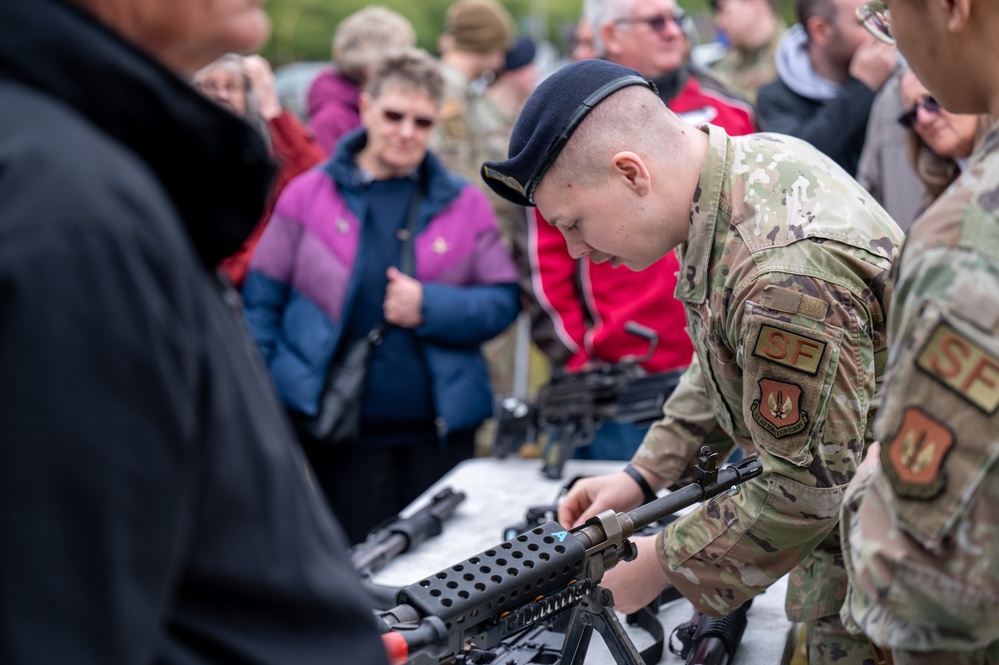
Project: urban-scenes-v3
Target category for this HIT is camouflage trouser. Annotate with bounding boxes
[890,643,999,665]
[805,615,879,665]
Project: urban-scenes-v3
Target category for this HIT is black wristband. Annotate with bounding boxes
[624,464,658,505]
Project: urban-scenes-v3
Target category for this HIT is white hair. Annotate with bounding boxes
[583,0,635,57]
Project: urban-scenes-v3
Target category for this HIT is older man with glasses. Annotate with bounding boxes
[839,0,999,663]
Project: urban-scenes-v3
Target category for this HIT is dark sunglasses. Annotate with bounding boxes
[615,10,686,34]
[383,109,435,129]
[897,97,942,129]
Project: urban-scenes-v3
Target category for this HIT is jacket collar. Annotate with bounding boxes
[325,129,466,219]
[0,0,275,267]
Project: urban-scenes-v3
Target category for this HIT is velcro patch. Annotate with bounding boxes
[750,378,809,438]
[752,324,827,375]
[916,321,999,414]
[881,406,955,500]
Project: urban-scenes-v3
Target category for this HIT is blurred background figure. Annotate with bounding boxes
[572,16,599,61]
[433,0,515,184]
[476,36,551,454]
[757,0,897,176]
[308,6,416,156]
[243,48,520,544]
[194,54,324,288]
[897,68,991,214]
[854,67,924,231]
[709,0,785,105]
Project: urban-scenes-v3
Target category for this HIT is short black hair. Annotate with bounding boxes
[796,0,835,38]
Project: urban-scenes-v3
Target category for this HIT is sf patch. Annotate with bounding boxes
[915,321,999,414]
[752,324,826,375]
[751,378,808,438]
[881,406,955,500]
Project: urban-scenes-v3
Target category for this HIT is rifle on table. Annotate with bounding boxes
[377,449,763,665]
[493,322,684,480]
[352,487,466,610]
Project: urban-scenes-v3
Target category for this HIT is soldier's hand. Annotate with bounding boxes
[849,41,897,92]
[557,471,644,528]
[599,535,672,614]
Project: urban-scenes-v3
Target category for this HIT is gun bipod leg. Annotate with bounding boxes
[558,586,645,665]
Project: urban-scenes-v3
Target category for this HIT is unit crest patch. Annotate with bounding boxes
[750,378,808,438]
[882,406,955,500]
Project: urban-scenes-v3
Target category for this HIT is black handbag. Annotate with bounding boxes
[295,172,424,446]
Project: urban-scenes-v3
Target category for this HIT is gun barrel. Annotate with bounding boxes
[628,456,763,532]
[351,487,466,576]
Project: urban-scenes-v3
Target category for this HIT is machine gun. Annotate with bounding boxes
[493,322,683,480]
[378,449,763,665]
[351,487,466,579]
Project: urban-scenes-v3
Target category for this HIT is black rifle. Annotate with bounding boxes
[493,322,683,480]
[351,487,466,579]
[669,599,753,665]
[377,449,763,665]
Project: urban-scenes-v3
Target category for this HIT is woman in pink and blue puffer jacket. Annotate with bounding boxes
[243,48,520,543]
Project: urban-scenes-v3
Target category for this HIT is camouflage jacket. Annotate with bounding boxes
[840,122,999,658]
[710,22,785,107]
[633,124,903,621]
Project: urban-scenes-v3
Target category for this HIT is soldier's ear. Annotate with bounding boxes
[611,151,651,196]
[942,0,972,34]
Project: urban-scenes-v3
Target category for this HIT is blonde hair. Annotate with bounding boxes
[333,6,416,86]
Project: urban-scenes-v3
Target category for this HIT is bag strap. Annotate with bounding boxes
[370,163,425,342]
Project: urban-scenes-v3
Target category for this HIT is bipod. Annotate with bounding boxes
[559,584,646,665]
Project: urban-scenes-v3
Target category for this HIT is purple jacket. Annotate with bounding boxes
[307,68,361,156]
[243,130,520,434]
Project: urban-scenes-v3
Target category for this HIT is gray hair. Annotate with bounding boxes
[365,48,445,108]
[333,6,416,85]
[583,0,634,57]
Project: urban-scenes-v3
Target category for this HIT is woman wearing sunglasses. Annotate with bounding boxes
[897,68,990,214]
[243,48,520,544]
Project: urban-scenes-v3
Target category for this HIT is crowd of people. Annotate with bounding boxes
[2,0,997,663]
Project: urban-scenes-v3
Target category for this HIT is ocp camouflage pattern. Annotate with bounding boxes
[840,121,999,662]
[631,125,902,627]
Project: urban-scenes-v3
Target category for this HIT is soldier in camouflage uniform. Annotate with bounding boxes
[480,59,903,664]
[709,0,785,106]
[839,1,999,663]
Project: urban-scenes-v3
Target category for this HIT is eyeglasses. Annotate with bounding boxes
[856,1,894,45]
[615,9,687,34]
[897,97,942,129]
[195,81,245,97]
[382,109,435,129]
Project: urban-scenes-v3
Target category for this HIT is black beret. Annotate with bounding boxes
[504,36,536,72]
[480,59,656,207]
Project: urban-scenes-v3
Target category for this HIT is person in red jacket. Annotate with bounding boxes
[194,54,325,288]
[523,0,757,460]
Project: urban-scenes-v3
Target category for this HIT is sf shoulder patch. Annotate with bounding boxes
[751,378,808,438]
[915,321,999,414]
[881,406,955,500]
[752,324,827,375]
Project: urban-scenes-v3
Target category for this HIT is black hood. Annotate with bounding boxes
[0,0,275,267]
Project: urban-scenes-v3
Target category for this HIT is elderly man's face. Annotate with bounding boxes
[76,0,269,75]
[602,0,686,78]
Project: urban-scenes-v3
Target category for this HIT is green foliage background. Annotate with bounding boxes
[260,0,796,66]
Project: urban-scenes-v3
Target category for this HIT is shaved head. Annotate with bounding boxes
[545,85,689,189]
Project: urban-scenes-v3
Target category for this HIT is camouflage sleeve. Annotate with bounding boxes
[631,354,733,487]
[658,276,878,618]
[841,246,999,653]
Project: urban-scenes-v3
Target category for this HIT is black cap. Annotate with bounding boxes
[504,36,536,71]
[480,59,655,207]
